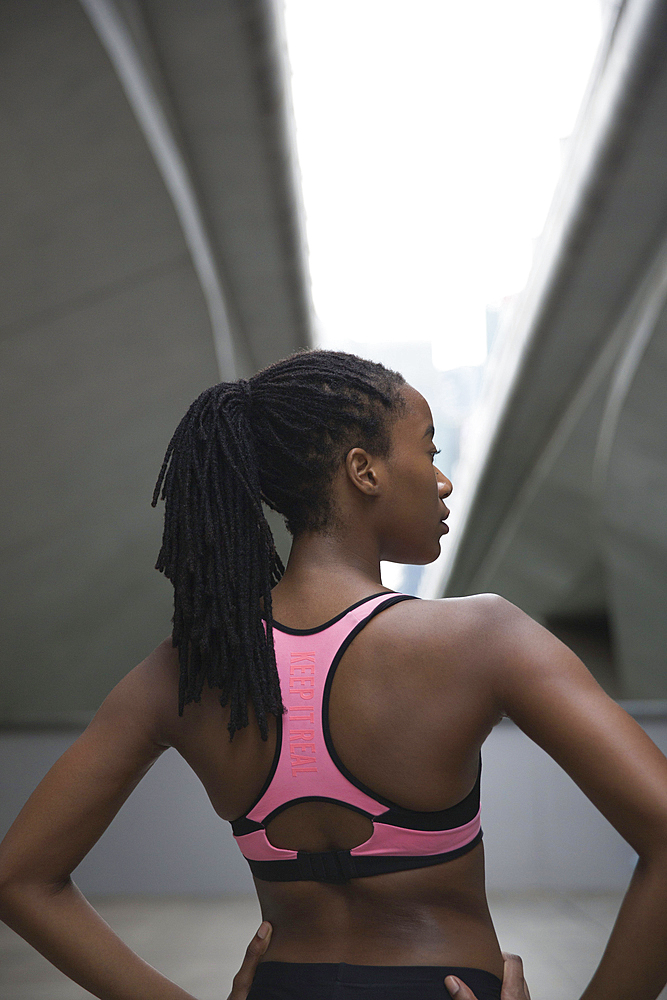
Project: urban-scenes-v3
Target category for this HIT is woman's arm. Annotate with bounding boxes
[0,641,201,1000]
[487,595,667,1000]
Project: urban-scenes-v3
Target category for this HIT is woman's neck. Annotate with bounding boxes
[274,530,386,601]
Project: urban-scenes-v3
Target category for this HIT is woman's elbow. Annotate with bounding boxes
[0,859,69,923]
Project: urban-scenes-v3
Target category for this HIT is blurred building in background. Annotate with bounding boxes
[420,0,667,706]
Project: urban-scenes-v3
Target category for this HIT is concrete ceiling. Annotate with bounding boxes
[1,0,313,723]
[422,0,667,699]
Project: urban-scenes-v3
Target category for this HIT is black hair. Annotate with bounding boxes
[152,348,406,739]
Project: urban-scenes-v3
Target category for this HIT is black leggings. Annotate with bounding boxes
[247,961,502,999]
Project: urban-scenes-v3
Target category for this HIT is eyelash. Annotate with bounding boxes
[430,448,441,462]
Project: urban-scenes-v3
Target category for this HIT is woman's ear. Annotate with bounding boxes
[345,447,382,496]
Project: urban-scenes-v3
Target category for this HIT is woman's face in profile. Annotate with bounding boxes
[375,383,452,566]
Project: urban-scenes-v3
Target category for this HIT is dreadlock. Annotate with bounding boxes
[152,349,406,740]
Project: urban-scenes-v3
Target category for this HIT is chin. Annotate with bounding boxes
[388,543,441,566]
[423,538,445,564]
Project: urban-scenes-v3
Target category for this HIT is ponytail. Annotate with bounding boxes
[153,349,406,739]
[152,380,284,740]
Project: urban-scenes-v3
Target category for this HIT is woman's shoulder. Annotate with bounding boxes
[92,637,183,750]
[359,591,515,696]
[131,635,181,699]
[404,590,510,617]
[393,591,513,646]
[387,592,539,697]
[411,592,572,683]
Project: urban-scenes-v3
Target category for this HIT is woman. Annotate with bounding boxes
[1,349,667,1000]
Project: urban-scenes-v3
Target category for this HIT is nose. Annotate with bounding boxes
[437,472,453,499]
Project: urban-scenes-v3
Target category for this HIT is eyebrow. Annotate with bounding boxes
[422,424,435,439]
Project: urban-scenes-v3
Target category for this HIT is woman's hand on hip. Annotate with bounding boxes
[446,953,530,1000]
[226,922,273,1000]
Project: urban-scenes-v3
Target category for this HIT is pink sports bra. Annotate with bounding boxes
[231,592,482,883]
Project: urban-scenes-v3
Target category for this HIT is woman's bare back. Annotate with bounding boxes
[167,591,505,975]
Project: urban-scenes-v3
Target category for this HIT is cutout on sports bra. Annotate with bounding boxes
[265,801,374,853]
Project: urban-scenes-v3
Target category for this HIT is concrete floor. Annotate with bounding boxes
[0,891,661,999]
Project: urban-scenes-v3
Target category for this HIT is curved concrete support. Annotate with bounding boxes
[592,241,667,502]
[79,0,238,379]
[421,0,667,601]
[446,231,667,598]
[596,300,667,696]
[0,0,310,724]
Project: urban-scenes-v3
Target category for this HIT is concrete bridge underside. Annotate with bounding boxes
[1,0,312,724]
[424,0,667,700]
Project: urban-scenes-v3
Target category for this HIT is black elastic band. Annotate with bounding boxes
[265,591,397,635]
[231,815,263,837]
[247,830,483,883]
[375,760,481,830]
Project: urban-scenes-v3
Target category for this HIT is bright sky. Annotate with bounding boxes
[283,0,603,370]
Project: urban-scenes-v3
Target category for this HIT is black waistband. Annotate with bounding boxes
[251,961,502,998]
[247,830,483,883]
